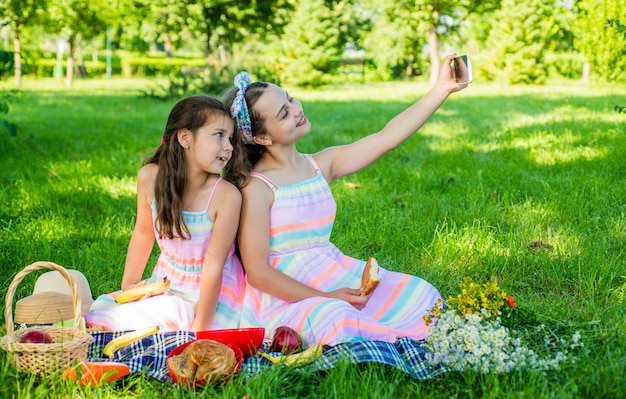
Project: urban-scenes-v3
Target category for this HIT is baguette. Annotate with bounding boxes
[360,257,381,296]
[115,277,170,304]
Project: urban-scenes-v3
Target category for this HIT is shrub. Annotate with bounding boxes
[545,52,586,79]
[0,89,21,137]
[481,0,557,84]
[0,50,14,79]
[142,66,235,101]
[120,57,206,77]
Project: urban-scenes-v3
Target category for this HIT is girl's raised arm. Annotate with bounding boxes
[315,54,464,183]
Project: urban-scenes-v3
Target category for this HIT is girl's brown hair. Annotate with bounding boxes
[145,95,242,239]
[221,81,270,189]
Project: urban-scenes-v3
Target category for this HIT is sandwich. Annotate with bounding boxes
[360,257,381,296]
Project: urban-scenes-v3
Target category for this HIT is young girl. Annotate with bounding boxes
[86,95,246,332]
[222,54,466,345]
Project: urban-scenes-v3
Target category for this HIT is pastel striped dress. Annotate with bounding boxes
[239,155,442,345]
[85,178,245,332]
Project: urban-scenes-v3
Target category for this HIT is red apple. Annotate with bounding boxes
[270,326,303,354]
[20,330,54,344]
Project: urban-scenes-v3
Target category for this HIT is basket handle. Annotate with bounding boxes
[4,261,83,337]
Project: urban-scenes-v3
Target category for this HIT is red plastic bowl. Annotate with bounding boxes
[167,339,242,388]
[196,328,265,358]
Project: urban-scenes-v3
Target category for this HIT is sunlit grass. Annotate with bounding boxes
[0,77,163,94]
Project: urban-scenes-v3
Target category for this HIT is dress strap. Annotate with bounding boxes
[250,172,279,192]
[206,177,223,210]
[304,154,322,173]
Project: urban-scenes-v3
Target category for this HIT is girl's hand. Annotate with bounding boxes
[121,279,146,292]
[326,288,369,310]
[438,53,468,94]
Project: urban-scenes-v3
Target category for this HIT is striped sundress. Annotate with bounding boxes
[239,155,442,345]
[85,178,245,332]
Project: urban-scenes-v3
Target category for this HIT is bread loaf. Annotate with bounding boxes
[167,339,237,385]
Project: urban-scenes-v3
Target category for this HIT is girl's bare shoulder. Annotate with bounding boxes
[214,177,241,200]
[137,163,159,181]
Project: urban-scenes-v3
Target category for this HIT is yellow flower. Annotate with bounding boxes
[445,277,511,321]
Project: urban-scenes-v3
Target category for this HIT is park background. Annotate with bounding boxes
[1,0,625,90]
[1,0,625,398]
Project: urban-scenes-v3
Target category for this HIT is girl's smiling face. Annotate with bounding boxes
[255,84,311,145]
[188,114,235,174]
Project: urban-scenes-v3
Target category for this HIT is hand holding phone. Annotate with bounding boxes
[453,54,472,85]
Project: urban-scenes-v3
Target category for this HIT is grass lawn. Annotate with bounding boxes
[0,76,625,398]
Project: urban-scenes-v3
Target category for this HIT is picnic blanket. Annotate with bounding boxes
[87,331,444,382]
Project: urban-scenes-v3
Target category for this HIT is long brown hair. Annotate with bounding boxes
[145,95,241,239]
[221,81,269,189]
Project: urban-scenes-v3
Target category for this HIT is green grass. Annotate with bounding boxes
[1,77,625,398]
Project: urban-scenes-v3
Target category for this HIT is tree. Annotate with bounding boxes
[95,0,161,54]
[164,0,294,74]
[428,0,503,84]
[46,0,107,86]
[573,0,626,81]
[0,0,48,87]
[360,0,500,83]
[361,0,430,80]
[481,0,558,84]
[274,0,347,86]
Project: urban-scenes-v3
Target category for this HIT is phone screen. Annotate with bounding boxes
[453,54,472,84]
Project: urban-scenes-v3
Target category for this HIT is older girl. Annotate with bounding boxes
[223,54,466,345]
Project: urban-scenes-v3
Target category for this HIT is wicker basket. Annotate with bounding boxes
[0,262,94,376]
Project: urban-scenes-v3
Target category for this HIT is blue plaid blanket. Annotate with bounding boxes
[88,331,443,382]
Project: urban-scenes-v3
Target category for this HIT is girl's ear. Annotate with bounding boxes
[252,135,272,146]
[177,128,192,149]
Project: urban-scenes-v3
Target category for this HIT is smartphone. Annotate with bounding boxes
[453,54,472,85]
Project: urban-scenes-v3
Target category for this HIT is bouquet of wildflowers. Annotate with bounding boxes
[422,277,583,373]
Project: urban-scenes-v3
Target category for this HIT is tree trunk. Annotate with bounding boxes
[428,26,439,86]
[56,41,64,79]
[66,39,74,87]
[202,5,214,82]
[582,62,590,82]
[164,32,172,58]
[13,28,21,87]
[204,27,212,82]
[218,44,228,67]
[405,52,414,78]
